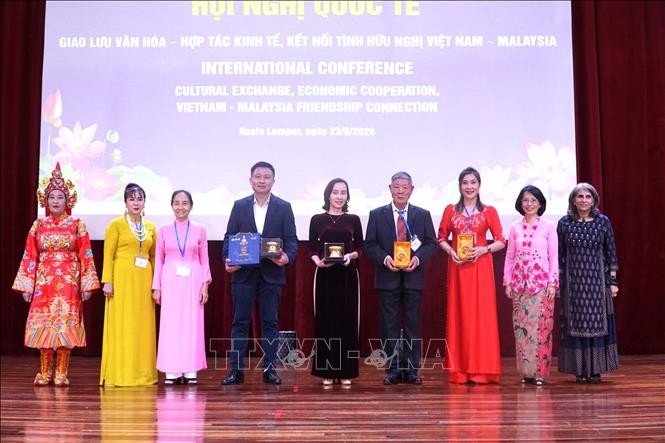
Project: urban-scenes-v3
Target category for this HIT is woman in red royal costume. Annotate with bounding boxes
[13,163,100,386]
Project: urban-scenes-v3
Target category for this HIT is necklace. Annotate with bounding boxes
[328,213,343,224]
[126,213,148,242]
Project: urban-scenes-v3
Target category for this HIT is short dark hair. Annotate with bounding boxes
[124,183,145,201]
[322,178,350,212]
[454,166,485,213]
[567,182,600,218]
[251,161,275,176]
[171,189,193,206]
[515,185,547,216]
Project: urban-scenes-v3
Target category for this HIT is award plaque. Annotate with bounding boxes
[261,238,283,258]
[393,241,411,268]
[457,233,475,261]
[228,233,260,266]
[323,242,345,263]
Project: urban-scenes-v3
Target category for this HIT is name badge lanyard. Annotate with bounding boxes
[175,221,190,261]
[463,206,476,238]
[399,211,413,241]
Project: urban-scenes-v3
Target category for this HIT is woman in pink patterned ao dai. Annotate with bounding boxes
[503,186,559,386]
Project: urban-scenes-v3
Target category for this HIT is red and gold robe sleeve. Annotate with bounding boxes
[12,220,40,294]
[77,220,100,292]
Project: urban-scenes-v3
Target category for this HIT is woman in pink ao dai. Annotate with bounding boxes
[503,185,558,386]
[152,190,211,384]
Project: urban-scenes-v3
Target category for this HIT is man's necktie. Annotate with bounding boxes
[397,210,408,241]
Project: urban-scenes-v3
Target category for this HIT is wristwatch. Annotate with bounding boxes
[486,246,492,254]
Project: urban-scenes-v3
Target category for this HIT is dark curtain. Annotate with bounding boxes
[0,1,45,354]
[2,1,663,357]
[571,0,665,353]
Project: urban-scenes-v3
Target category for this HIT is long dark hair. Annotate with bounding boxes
[322,178,350,212]
[454,167,485,213]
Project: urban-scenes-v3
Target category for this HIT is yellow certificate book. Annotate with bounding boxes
[457,233,475,261]
[393,241,411,268]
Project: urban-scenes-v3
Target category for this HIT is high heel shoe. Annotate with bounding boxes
[322,378,334,385]
[534,377,545,386]
[340,379,352,385]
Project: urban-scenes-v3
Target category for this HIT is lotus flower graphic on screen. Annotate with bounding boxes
[518,141,576,208]
[53,121,106,170]
[42,89,63,128]
[479,164,524,211]
[40,89,175,205]
[78,167,120,200]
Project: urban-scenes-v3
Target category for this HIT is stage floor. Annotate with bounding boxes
[1,355,664,441]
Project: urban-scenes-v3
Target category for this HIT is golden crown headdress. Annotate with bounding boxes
[36,162,78,215]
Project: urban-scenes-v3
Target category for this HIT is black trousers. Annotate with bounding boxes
[230,274,282,370]
[378,283,422,372]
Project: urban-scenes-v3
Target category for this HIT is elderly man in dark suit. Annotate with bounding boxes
[364,171,438,385]
[221,161,298,385]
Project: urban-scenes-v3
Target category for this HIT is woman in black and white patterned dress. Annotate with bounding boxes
[557,183,619,384]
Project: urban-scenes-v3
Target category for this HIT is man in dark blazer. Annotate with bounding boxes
[364,171,438,385]
[221,161,298,385]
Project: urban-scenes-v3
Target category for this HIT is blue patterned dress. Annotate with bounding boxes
[557,213,619,376]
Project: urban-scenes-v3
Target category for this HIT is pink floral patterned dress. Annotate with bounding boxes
[503,217,559,378]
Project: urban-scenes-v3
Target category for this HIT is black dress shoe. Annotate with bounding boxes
[222,370,244,385]
[384,371,401,385]
[403,371,422,385]
[589,374,601,384]
[263,369,282,385]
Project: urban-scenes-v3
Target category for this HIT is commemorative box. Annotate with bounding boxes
[228,233,260,266]
[261,238,283,258]
[323,242,345,263]
[393,241,411,268]
[457,233,475,261]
